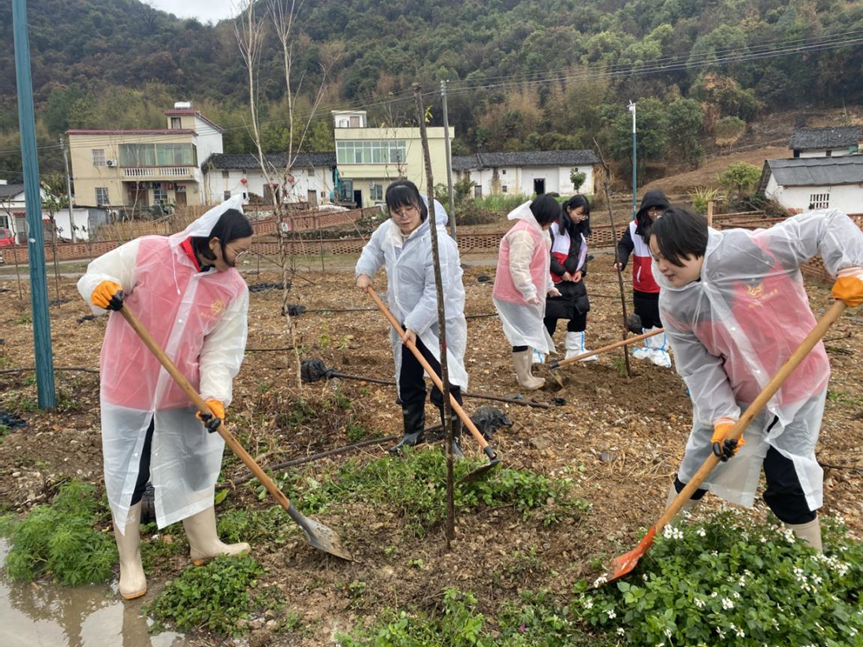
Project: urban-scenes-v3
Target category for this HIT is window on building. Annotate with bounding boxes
[171,117,182,129]
[370,184,383,201]
[221,171,230,179]
[502,185,508,194]
[119,143,195,167]
[474,185,482,198]
[350,116,361,127]
[502,169,506,175]
[224,191,232,200]
[0,214,10,229]
[336,140,407,165]
[95,187,109,205]
[826,150,833,157]
[92,149,106,166]
[153,183,169,204]
[809,193,829,209]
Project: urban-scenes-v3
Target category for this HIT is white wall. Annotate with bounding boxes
[765,176,863,213]
[462,165,595,198]
[799,149,853,158]
[194,117,224,168]
[206,167,332,206]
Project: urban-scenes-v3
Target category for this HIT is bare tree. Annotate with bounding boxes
[235,0,342,388]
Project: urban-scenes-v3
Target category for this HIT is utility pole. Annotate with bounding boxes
[13,0,56,408]
[440,79,457,241]
[60,136,76,243]
[628,100,637,218]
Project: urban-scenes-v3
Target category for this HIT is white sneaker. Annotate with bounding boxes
[564,331,598,361]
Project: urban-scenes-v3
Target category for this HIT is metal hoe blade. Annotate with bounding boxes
[287,502,353,561]
[596,527,656,587]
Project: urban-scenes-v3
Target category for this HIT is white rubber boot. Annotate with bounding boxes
[632,327,653,360]
[646,329,672,368]
[513,350,545,390]
[183,506,251,566]
[565,331,597,361]
[113,502,147,600]
[785,518,823,553]
[665,483,702,515]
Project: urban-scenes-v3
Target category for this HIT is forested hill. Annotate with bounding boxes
[3,0,863,177]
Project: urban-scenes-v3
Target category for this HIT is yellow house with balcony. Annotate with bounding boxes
[67,103,223,210]
[332,110,452,207]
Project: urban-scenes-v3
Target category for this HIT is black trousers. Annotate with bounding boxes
[130,417,155,506]
[544,312,587,336]
[399,336,462,411]
[675,418,816,525]
[633,290,662,330]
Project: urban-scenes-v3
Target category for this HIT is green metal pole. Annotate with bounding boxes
[13,0,56,408]
[628,100,637,218]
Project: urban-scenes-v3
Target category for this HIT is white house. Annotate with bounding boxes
[759,156,863,213]
[452,150,601,198]
[789,126,861,158]
[0,180,48,243]
[201,152,336,206]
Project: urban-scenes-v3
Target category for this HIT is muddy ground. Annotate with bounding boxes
[1,256,862,645]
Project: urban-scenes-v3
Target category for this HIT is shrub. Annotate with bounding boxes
[0,480,116,585]
[575,510,863,646]
[718,162,761,202]
[146,554,264,636]
[690,187,719,215]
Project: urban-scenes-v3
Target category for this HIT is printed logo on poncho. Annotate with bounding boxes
[743,281,779,307]
[209,298,225,319]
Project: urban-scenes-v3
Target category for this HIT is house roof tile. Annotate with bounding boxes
[789,126,861,150]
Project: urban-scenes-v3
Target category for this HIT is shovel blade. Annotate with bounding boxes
[595,527,656,588]
[287,503,353,561]
[459,457,501,484]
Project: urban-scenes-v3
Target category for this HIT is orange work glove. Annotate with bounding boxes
[91,280,124,310]
[196,399,225,433]
[711,418,745,462]
[831,267,863,308]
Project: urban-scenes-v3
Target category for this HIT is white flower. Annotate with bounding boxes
[732,592,741,599]
[694,597,705,608]
[583,598,593,610]
[715,627,726,639]
[696,527,707,537]
[617,628,625,636]
[721,597,734,610]
[592,575,608,588]
[607,608,617,620]
[735,627,745,638]
[711,591,718,598]
[663,525,683,540]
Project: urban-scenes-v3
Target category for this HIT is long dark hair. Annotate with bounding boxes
[385,180,429,222]
[529,194,561,227]
[558,195,591,256]
[191,208,254,262]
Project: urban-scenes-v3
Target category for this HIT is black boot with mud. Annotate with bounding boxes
[440,408,465,459]
[389,401,425,454]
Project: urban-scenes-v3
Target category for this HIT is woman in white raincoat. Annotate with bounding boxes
[650,206,863,550]
[77,197,253,599]
[492,195,561,390]
[356,180,468,456]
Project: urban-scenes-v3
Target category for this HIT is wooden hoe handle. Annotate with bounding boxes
[367,288,496,456]
[549,328,664,369]
[119,306,296,513]
[657,300,847,532]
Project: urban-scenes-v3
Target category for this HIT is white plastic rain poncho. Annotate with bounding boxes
[355,198,469,391]
[658,209,863,508]
[492,201,555,353]
[77,197,249,534]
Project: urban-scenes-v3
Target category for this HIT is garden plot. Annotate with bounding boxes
[0,261,861,645]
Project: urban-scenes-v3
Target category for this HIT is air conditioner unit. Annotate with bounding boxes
[105,159,117,167]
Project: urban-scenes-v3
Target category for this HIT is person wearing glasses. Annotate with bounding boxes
[77,197,253,600]
[614,189,672,367]
[356,180,468,457]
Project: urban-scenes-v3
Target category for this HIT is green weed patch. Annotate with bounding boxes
[0,480,115,585]
[146,554,267,637]
[575,511,863,646]
[285,449,589,535]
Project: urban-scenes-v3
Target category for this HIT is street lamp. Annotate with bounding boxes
[628,100,637,219]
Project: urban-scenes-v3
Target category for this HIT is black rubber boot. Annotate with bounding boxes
[389,401,426,454]
[440,408,465,459]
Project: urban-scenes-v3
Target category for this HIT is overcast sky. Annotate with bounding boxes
[147,0,238,25]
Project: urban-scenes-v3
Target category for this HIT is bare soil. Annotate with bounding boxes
[1,259,861,645]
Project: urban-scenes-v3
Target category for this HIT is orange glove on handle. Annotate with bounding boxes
[196,399,225,433]
[91,280,124,311]
[711,418,745,462]
[831,267,863,308]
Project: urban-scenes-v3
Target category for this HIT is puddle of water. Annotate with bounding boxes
[0,539,188,647]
